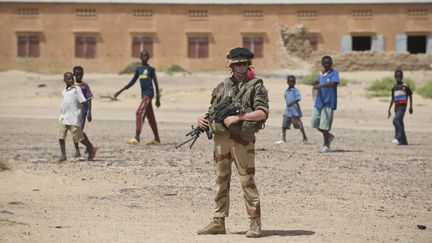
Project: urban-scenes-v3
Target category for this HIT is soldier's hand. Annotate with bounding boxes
[198,115,209,130]
[387,110,391,119]
[87,113,92,122]
[409,107,413,114]
[156,97,161,108]
[224,115,240,127]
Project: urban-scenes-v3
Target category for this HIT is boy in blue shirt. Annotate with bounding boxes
[276,75,307,144]
[387,70,413,145]
[114,50,161,145]
[311,55,339,153]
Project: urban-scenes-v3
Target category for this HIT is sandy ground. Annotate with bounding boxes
[0,69,432,243]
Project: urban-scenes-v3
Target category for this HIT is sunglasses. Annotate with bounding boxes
[233,62,248,67]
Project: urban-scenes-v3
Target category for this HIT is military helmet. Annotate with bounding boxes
[226,47,254,67]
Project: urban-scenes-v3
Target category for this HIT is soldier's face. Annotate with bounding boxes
[232,62,248,74]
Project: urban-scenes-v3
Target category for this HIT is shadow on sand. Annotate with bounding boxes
[231,229,315,237]
[330,149,363,153]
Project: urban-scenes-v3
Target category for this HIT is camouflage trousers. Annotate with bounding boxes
[212,132,261,218]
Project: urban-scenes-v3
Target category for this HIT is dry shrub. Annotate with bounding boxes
[367,77,416,97]
[0,157,10,172]
[417,80,432,99]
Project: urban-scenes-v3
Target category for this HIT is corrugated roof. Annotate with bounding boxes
[1,0,431,4]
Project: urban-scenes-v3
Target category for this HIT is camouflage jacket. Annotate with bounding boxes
[209,77,269,115]
[208,77,269,140]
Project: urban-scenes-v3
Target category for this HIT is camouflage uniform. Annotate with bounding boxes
[208,77,269,219]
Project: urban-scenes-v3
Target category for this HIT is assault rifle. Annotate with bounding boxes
[175,97,242,149]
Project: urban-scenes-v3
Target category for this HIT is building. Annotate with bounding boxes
[0,0,431,73]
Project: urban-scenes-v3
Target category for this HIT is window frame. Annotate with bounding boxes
[75,35,97,59]
[407,35,427,54]
[17,34,40,58]
[308,34,319,51]
[242,35,264,58]
[131,35,154,58]
[187,36,209,59]
[351,35,372,51]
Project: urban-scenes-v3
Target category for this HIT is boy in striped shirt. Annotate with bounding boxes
[387,70,413,145]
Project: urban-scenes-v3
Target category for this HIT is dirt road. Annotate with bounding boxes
[0,70,431,242]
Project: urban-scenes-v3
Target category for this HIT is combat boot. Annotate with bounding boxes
[197,217,226,235]
[245,217,262,238]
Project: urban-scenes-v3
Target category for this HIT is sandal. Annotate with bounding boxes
[126,138,140,145]
[146,140,161,145]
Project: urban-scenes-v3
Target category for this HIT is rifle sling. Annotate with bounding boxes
[234,78,263,101]
[223,78,262,100]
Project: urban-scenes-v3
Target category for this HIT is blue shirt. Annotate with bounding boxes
[314,69,339,110]
[284,87,302,117]
[124,65,156,97]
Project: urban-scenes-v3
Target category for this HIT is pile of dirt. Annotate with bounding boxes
[276,23,432,71]
[330,51,432,71]
[276,24,314,70]
[277,24,314,60]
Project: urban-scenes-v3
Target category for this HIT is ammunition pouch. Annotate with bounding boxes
[210,121,228,135]
[240,121,263,142]
[226,120,263,142]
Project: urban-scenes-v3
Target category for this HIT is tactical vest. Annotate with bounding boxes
[210,77,266,142]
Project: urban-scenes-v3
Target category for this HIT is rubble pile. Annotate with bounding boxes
[277,24,432,71]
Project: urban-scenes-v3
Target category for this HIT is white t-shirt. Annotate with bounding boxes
[59,85,86,126]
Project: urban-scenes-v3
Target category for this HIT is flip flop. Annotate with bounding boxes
[146,140,161,145]
[126,138,140,145]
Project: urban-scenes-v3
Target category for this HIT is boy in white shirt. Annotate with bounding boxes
[58,72,97,162]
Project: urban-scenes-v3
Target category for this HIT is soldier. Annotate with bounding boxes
[196,47,269,238]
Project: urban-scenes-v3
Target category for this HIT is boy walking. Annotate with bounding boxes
[58,72,97,162]
[114,50,161,145]
[387,70,413,145]
[311,55,339,153]
[72,66,94,157]
[276,75,307,144]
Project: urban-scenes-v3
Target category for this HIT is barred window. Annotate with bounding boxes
[133,9,153,19]
[188,36,209,58]
[75,9,97,20]
[17,35,40,58]
[17,8,39,18]
[352,9,373,20]
[243,36,263,58]
[132,36,153,58]
[407,8,428,19]
[187,9,208,21]
[75,36,97,58]
[297,10,318,20]
[242,10,263,20]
